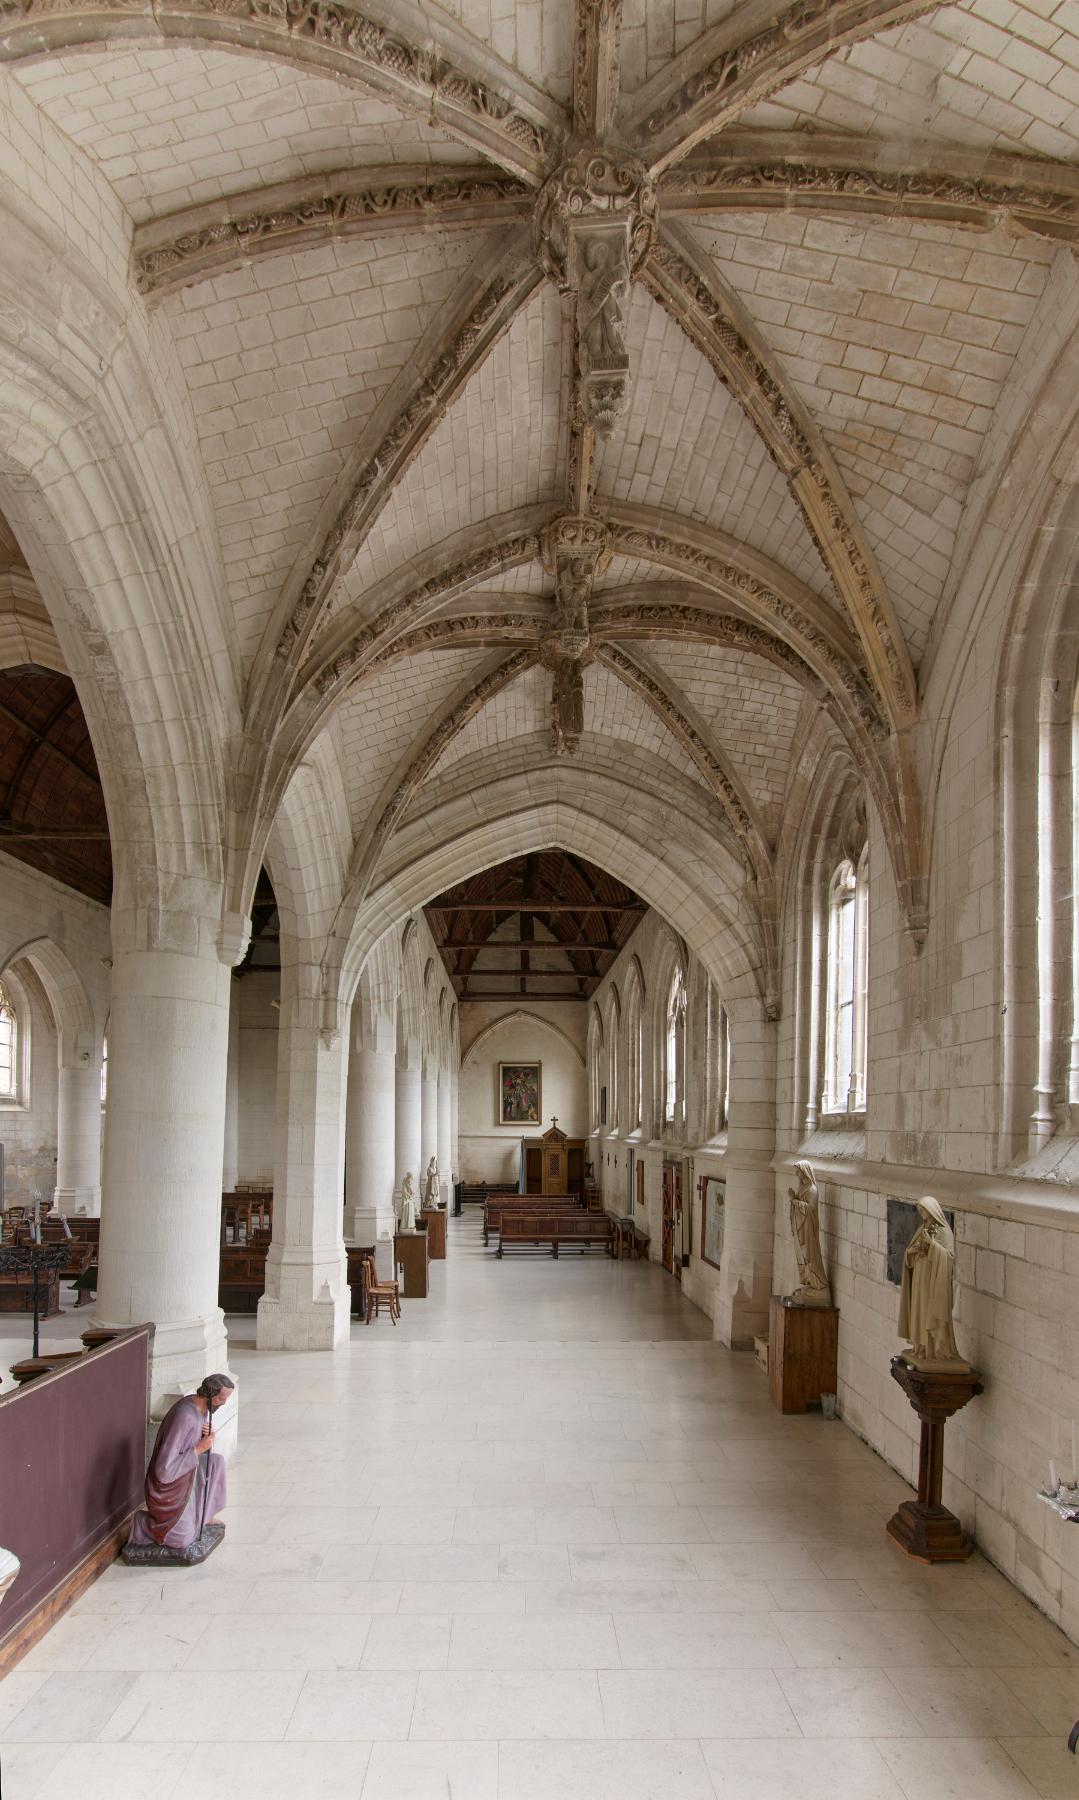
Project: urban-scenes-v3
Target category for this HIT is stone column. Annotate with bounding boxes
[257,967,350,1352]
[345,1006,397,1251]
[94,939,232,1404]
[437,1072,452,1204]
[221,980,240,1192]
[54,1051,103,1216]
[395,1041,422,1207]
[713,1001,777,1350]
[420,1058,439,1195]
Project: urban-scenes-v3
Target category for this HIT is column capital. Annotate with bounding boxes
[217,909,252,968]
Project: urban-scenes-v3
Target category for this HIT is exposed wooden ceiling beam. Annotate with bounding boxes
[441,939,622,951]
[454,990,593,1002]
[430,902,643,913]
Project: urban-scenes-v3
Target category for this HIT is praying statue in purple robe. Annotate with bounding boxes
[127,1373,233,1553]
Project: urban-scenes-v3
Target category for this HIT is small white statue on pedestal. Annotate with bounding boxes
[898,1197,967,1368]
[422,1156,440,1210]
[787,1161,831,1307]
[399,1172,416,1233]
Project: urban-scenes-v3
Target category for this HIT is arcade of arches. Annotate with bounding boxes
[3,0,1079,1786]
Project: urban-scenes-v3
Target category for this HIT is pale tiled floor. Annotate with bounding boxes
[3,1208,1078,1799]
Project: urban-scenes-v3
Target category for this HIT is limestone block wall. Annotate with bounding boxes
[0,853,112,1207]
[770,534,1079,1637]
[0,977,58,1203]
[457,1002,587,1185]
[235,970,280,1186]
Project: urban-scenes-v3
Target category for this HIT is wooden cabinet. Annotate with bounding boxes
[394,1230,429,1298]
[768,1295,838,1414]
[522,1122,585,1199]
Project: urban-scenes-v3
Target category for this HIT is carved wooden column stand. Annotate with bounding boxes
[886,1355,983,1563]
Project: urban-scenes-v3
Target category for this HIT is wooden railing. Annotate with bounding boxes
[0,1322,153,1674]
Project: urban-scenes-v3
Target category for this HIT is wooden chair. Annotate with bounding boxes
[362,1256,400,1325]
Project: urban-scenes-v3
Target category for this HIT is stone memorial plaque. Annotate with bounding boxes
[886,1196,954,1285]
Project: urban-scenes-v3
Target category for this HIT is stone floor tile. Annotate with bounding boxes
[496,1736,717,1798]
[183,1613,373,1671]
[777,1669,924,1737]
[878,1736,1043,1798]
[886,1668,1046,1737]
[448,1613,620,1670]
[598,1668,800,1738]
[361,1615,452,1670]
[701,1738,906,1798]
[360,1740,497,1799]
[409,1671,605,1739]
[285,1672,417,1741]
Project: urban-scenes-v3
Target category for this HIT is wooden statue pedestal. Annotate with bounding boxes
[768,1295,838,1414]
[394,1230,429,1298]
[419,1207,447,1259]
[886,1355,983,1563]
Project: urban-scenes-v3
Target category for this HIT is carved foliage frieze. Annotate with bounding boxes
[134,174,532,295]
[303,533,543,699]
[599,528,885,739]
[640,0,936,158]
[0,0,555,174]
[642,242,913,722]
[660,158,1079,242]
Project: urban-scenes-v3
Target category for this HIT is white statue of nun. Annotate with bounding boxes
[898,1197,966,1367]
[399,1172,416,1233]
[788,1161,831,1307]
[423,1156,440,1209]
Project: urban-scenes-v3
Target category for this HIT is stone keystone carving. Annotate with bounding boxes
[537,514,609,755]
[541,514,611,657]
[534,149,656,434]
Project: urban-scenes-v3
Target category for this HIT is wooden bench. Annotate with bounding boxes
[483,1192,581,1245]
[497,1212,614,1258]
[457,1182,488,1207]
[218,1242,268,1312]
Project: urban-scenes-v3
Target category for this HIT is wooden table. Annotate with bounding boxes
[394,1230,429,1298]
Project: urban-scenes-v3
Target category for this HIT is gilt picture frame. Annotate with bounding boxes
[498,1062,542,1126]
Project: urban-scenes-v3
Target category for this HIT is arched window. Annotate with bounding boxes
[623,960,645,1133]
[664,965,686,1127]
[587,1005,604,1133]
[822,847,869,1116]
[0,982,17,1101]
[100,1029,108,1107]
[717,1003,731,1133]
[605,989,620,1131]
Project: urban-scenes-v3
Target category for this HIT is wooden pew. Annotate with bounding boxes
[497,1211,614,1258]
[221,1190,272,1245]
[218,1242,268,1312]
[0,1267,60,1316]
[483,1192,581,1246]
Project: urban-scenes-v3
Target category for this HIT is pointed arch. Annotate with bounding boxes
[462,1009,587,1071]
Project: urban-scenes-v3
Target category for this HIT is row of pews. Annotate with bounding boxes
[482,1190,615,1259]
[0,1210,98,1316]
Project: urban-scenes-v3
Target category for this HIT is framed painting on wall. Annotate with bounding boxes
[699,1175,725,1271]
[498,1062,542,1126]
